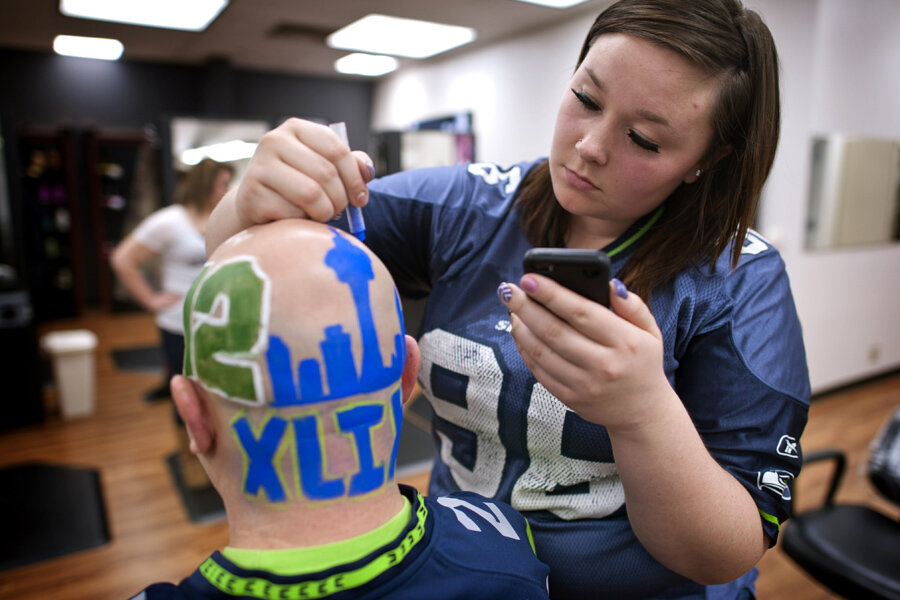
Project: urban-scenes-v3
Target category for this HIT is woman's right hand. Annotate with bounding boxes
[207,118,375,253]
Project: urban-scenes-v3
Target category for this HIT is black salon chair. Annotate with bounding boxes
[781,443,900,600]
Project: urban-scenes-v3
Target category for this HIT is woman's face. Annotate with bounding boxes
[549,33,720,238]
[208,169,234,210]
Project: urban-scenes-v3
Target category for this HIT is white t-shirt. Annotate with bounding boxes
[132,204,206,333]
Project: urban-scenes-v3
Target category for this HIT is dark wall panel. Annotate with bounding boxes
[0,49,203,128]
[235,69,373,149]
[0,48,373,132]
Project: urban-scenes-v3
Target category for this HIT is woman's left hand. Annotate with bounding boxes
[498,275,673,432]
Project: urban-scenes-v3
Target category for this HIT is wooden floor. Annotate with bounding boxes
[0,309,897,599]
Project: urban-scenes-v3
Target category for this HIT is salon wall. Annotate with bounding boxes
[370,0,900,394]
[752,0,900,394]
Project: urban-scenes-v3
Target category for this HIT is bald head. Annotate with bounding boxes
[184,219,405,407]
[177,220,418,507]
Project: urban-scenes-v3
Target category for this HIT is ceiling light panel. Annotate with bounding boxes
[59,0,229,31]
[53,34,124,60]
[327,14,476,59]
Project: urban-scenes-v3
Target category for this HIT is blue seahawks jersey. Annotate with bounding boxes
[131,485,549,599]
[364,160,810,599]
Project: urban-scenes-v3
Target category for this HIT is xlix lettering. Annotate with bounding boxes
[233,386,403,502]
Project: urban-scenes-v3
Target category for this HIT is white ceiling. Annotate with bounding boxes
[0,0,607,79]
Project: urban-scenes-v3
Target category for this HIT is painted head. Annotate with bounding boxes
[178,219,419,509]
[519,0,780,298]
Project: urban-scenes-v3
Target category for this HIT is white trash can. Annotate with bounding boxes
[40,329,99,419]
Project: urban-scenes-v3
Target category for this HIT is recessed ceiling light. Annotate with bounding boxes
[327,14,476,59]
[59,0,229,32]
[512,0,592,8]
[53,34,124,60]
[334,53,398,77]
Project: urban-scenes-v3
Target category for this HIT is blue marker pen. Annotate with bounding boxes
[329,122,366,241]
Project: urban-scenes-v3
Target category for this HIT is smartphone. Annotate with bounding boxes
[522,248,610,307]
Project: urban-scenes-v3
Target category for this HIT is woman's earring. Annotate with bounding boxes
[577,138,584,144]
[695,169,703,177]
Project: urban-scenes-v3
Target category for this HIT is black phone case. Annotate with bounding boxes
[523,248,610,307]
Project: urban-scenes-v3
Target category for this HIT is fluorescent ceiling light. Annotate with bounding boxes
[53,34,123,60]
[512,0,592,7]
[182,140,257,165]
[327,14,476,59]
[59,0,229,31]
[335,53,398,77]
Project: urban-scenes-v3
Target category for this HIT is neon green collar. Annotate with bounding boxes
[606,205,664,258]
[199,490,429,599]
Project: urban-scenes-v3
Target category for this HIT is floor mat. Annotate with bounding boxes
[111,345,164,372]
[396,396,436,476]
[0,462,110,571]
[166,453,226,524]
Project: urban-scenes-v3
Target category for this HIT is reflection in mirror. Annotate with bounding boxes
[806,135,900,250]
[166,117,271,204]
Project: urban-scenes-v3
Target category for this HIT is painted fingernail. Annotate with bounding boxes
[612,278,628,299]
[497,282,513,303]
[366,161,376,178]
[521,276,538,293]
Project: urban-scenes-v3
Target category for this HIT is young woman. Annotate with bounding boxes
[205,1,809,596]
[112,158,234,388]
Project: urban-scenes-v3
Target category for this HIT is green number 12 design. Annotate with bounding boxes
[183,257,270,405]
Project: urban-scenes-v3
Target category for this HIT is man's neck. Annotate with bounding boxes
[224,485,406,550]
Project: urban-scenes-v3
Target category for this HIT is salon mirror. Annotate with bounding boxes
[162,116,271,205]
[805,134,900,250]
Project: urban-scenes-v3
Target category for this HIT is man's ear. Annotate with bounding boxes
[401,335,421,406]
[170,375,215,454]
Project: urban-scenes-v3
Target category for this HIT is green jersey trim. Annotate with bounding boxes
[606,205,664,258]
[759,508,781,531]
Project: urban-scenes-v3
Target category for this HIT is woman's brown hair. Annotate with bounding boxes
[516,0,780,299]
[177,158,235,212]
